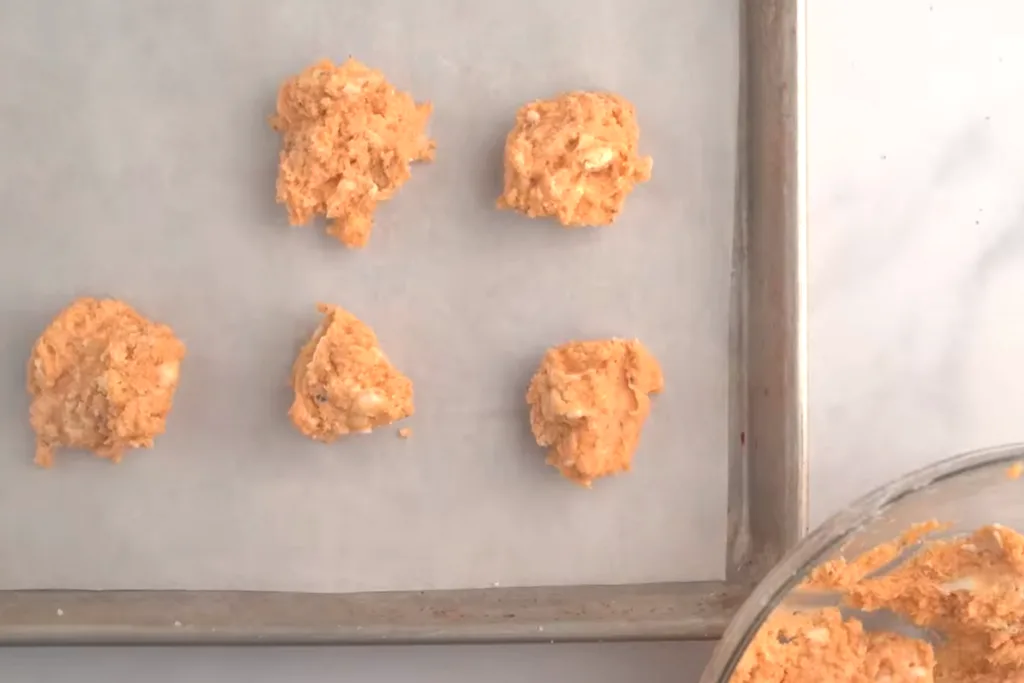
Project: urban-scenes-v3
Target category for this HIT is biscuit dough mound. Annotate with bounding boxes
[497,92,652,227]
[270,58,435,248]
[290,304,413,441]
[27,298,186,468]
[526,339,663,486]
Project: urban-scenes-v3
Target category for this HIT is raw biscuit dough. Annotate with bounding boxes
[289,304,413,441]
[497,92,653,226]
[27,298,186,468]
[732,523,1024,683]
[270,58,435,248]
[730,608,936,683]
[526,339,663,486]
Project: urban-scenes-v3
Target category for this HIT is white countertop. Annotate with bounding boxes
[5,1,1020,680]
[809,0,1024,524]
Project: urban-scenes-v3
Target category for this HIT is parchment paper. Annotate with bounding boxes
[0,0,738,592]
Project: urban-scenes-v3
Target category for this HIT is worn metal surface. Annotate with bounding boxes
[727,0,809,586]
[0,582,749,644]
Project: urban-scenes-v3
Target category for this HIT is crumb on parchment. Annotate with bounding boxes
[1008,461,1023,480]
[497,91,652,227]
[27,298,186,468]
[398,427,412,439]
[270,58,434,248]
[734,523,1024,683]
[289,304,413,441]
[526,339,663,487]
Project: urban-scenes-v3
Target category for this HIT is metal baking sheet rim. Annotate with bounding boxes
[0,0,807,645]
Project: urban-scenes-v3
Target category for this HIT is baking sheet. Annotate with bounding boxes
[0,0,738,593]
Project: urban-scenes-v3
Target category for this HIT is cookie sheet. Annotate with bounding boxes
[0,0,738,592]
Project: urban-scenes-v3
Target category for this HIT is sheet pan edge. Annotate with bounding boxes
[0,0,806,644]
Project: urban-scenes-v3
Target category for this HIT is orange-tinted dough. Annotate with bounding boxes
[289,304,413,441]
[734,524,1024,683]
[27,298,186,468]
[270,58,435,248]
[526,339,663,486]
[497,92,652,226]
[731,608,935,683]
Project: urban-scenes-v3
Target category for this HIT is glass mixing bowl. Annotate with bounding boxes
[700,443,1024,683]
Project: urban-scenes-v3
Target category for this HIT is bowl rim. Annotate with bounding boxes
[699,442,1024,683]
